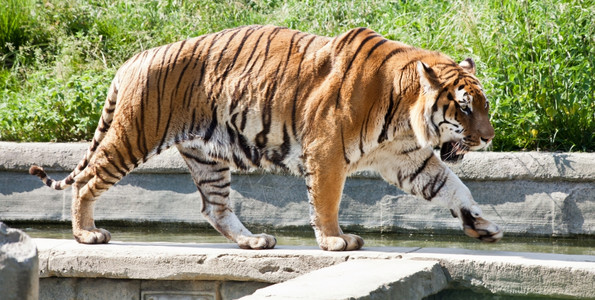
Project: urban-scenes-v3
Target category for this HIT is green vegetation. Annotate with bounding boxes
[0,0,593,151]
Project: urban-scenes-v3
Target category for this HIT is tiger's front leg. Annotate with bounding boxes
[377,147,503,242]
[305,156,364,251]
[177,145,276,249]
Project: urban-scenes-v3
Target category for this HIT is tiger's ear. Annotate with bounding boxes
[416,61,441,95]
[459,58,476,75]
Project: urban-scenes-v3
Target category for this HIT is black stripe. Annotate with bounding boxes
[229,31,267,113]
[98,165,120,180]
[423,172,447,200]
[379,47,413,70]
[155,43,174,134]
[232,153,249,170]
[198,177,226,185]
[96,174,119,186]
[180,83,192,116]
[126,51,144,67]
[240,30,266,74]
[196,32,223,94]
[181,151,218,165]
[89,186,98,198]
[206,29,243,102]
[98,162,122,184]
[209,191,230,198]
[135,116,147,163]
[240,109,248,131]
[213,28,242,73]
[76,157,88,172]
[359,98,378,154]
[341,124,350,164]
[226,123,237,143]
[335,27,366,54]
[400,145,421,155]
[336,33,380,107]
[212,182,231,189]
[157,40,187,150]
[121,130,139,168]
[409,153,433,183]
[64,175,74,185]
[156,110,173,154]
[365,38,388,59]
[269,124,291,167]
[378,88,397,143]
[291,35,316,138]
[110,149,130,176]
[189,108,197,134]
[99,116,109,132]
[139,50,157,158]
[177,38,207,108]
[204,104,218,142]
[226,27,258,75]
[90,139,99,152]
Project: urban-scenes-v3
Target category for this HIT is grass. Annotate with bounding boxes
[0,0,593,151]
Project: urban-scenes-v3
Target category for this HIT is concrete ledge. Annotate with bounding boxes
[36,239,410,283]
[35,238,595,299]
[1,142,594,236]
[2,142,594,180]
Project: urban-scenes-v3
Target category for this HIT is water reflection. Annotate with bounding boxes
[19,223,595,256]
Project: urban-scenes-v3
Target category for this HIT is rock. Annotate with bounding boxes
[0,222,39,300]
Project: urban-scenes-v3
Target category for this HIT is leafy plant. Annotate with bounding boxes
[0,0,593,151]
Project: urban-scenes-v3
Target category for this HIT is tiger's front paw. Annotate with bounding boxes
[73,228,111,244]
[236,233,277,249]
[459,207,503,243]
[318,234,364,251]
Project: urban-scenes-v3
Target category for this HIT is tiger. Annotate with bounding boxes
[30,25,502,251]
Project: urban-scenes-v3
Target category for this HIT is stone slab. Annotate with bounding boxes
[33,238,595,299]
[241,259,447,300]
[404,248,595,299]
[34,238,413,283]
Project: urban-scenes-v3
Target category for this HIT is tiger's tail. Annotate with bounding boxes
[30,77,120,190]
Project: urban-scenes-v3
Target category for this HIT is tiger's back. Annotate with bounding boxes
[109,25,426,174]
[108,25,329,173]
[30,25,502,250]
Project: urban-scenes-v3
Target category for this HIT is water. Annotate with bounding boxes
[17,223,595,256]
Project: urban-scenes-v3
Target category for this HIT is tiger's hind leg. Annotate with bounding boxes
[69,152,121,244]
[177,145,276,249]
[69,139,141,244]
[71,171,112,244]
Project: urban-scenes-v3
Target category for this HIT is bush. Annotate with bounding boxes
[0,0,593,151]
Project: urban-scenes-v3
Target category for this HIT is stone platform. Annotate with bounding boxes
[35,238,595,299]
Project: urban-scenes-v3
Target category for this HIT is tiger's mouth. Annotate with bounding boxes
[440,141,468,163]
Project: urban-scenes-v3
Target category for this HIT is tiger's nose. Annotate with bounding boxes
[480,125,495,144]
[481,137,492,144]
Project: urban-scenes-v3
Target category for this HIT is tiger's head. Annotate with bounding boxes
[411,57,494,163]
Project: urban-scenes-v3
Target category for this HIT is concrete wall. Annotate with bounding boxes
[1,142,593,236]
